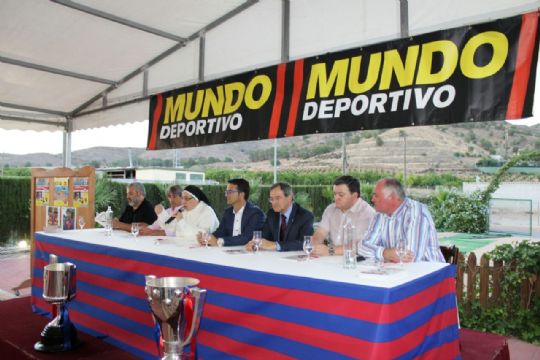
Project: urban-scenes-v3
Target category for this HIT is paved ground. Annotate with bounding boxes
[1,240,539,358]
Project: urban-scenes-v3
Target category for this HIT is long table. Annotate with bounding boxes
[31,229,460,359]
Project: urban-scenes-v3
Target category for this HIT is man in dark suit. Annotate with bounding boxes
[197,178,265,247]
[246,182,314,252]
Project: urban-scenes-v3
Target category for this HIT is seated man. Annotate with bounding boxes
[197,178,265,247]
[363,178,445,263]
[139,185,183,236]
[312,175,375,256]
[246,182,314,252]
[112,182,157,231]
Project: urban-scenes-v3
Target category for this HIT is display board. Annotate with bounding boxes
[30,166,96,239]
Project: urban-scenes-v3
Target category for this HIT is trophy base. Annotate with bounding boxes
[34,322,80,352]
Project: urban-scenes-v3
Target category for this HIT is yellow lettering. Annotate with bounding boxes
[163,94,185,124]
[461,31,508,79]
[185,89,204,120]
[245,75,272,110]
[380,46,419,90]
[223,82,245,113]
[348,53,381,94]
[201,86,224,117]
[416,40,458,84]
[306,59,349,99]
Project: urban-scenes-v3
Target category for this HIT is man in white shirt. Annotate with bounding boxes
[139,185,183,236]
[312,175,375,256]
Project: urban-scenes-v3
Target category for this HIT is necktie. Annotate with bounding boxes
[280,214,287,241]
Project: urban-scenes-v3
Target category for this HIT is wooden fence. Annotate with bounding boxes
[456,252,540,311]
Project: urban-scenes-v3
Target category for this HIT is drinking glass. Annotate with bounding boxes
[396,239,406,266]
[131,222,140,239]
[252,231,262,253]
[78,216,85,230]
[202,230,210,248]
[303,236,313,260]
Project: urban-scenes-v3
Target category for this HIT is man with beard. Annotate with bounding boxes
[112,182,157,231]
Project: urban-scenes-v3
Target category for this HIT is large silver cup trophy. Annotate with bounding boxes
[35,255,79,352]
[145,276,207,360]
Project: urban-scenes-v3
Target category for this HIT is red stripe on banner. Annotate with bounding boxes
[506,12,538,119]
[148,94,163,150]
[70,309,156,355]
[417,339,461,360]
[202,304,459,359]
[198,329,295,360]
[268,64,286,139]
[34,240,455,323]
[285,59,304,137]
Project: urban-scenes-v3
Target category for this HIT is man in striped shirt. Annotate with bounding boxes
[362,178,445,263]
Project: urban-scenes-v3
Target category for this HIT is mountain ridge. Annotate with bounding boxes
[2,121,540,174]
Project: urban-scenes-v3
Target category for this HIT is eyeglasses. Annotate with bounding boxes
[268,196,284,203]
[224,190,239,195]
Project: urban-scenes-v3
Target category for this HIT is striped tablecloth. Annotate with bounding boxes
[31,229,460,359]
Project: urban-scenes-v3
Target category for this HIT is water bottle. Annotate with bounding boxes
[342,221,357,269]
[105,206,113,236]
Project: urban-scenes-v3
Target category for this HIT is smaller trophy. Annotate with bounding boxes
[34,255,79,352]
[145,276,207,360]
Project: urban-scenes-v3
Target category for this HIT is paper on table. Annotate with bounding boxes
[282,254,319,261]
[223,249,249,255]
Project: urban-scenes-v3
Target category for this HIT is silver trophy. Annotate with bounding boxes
[145,276,207,360]
[35,255,79,352]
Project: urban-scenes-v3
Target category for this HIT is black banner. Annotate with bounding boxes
[148,12,540,150]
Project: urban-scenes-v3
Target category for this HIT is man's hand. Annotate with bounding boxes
[312,243,329,256]
[245,239,275,252]
[196,233,218,246]
[383,248,414,263]
[154,204,164,214]
[111,218,131,232]
[139,227,165,236]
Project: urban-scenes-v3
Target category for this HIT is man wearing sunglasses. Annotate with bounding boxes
[197,178,265,247]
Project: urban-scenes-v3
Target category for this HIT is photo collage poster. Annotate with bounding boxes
[35,178,50,206]
[53,177,69,207]
[73,177,89,207]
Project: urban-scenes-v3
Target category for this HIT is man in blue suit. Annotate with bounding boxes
[198,178,265,247]
[246,182,314,252]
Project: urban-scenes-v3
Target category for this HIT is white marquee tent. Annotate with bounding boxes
[1,0,540,164]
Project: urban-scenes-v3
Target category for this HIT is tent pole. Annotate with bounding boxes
[62,128,72,168]
[399,0,409,38]
[273,139,278,183]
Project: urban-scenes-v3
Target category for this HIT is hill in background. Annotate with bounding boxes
[2,121,540,174]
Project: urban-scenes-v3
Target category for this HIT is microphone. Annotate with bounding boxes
[165,206,184,224]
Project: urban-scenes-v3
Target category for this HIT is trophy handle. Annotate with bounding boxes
[182,288,206,346]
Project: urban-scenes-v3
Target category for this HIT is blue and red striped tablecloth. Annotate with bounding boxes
[32,230,460,359]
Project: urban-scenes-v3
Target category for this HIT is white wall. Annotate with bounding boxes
[463,182,540,226]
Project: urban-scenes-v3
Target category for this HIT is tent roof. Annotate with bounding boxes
[1,0,540,132]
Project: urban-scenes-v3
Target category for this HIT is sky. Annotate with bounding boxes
[0,121,149,155]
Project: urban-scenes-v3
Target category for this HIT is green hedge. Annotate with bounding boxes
[0,171,477,246]
[0,177,31,245]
